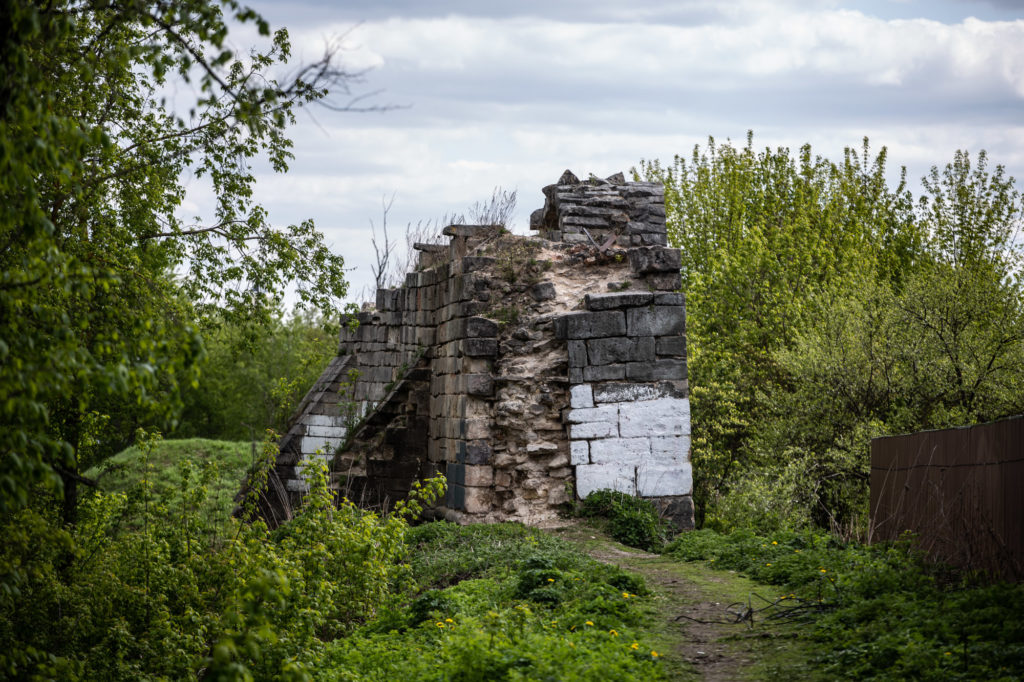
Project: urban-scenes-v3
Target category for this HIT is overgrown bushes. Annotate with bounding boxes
[577,489,672,552]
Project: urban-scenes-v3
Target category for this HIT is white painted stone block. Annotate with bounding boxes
[305,424,348,438]
[650,435,691,463]
[300,435,345,455]
[637,462,692,497]
[570,384,594,409]
[570,440,590,465]
[285,478,309,492]
[570,421,617,439]
[302,414,345,428]
[565,404,618,424]
[589,437,651,464]
[618,397,690,437]
[593,382,671,404]
[575,463,636,498]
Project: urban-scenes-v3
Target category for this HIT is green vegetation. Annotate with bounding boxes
[85,438,252,532]
[324,522,665,680]
[576,489,672,552]
[666,528,1024,680]
[0,0,351,527]
[2,439,669,680]
[636,134,1024,533]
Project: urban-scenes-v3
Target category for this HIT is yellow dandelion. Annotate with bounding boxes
[585,621,594,626]
[622,592,631,598]
[631,642,640,650]
[771,541,778,545]
[820,568,827,573]
[547,578,555,582]
[651,651,660,657]
[766,563,772,567]
[795,549,801,553]
[445,618,454,623]
[609,629,619,636]
[435,622,445,628]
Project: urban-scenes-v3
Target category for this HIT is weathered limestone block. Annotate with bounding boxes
[570,384,594,408]
[570,440,589,465]
[589,437,651,463]
[637,463,692,497]
[618,397,690,437]
[575,463,635,497]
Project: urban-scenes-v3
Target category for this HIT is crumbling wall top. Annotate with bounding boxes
[529,169,666,248]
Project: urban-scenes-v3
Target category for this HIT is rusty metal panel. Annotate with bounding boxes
[870,415,1023,581]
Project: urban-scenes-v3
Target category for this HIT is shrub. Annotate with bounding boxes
[578,489,671,552]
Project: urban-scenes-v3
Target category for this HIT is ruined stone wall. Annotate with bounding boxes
[260,171,694,529]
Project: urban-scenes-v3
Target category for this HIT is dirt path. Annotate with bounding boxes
[551,524,808,681]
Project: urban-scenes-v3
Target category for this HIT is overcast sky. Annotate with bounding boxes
[182,0,1024,303]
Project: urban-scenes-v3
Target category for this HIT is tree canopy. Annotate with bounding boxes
[0,0,353,522]
[636,134,1024,531]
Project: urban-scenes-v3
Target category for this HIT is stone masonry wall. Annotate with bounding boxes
[258,171,694,530]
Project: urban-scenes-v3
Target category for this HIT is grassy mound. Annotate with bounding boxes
[86,438,253,528]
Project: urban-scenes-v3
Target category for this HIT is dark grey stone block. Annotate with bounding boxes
[626,358,686,381]
[569,367,584,383]
[465,374,494,396]
[466,316,499,338]
[463,338,498,357]
[583,364,626,381]
[644,272,682,291]
[587,336,656,365]
[587,337,632,365]
[584,291,653,310]
[465,442,492,465]
[626,307,685,337]
[628,246,682,274]
[656,335,687,357]
[530,282,556,301]
[568,340,588,367]
[653,292,684,306]
[554,310,626,339]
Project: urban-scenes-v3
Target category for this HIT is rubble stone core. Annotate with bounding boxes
[258,172,694,530]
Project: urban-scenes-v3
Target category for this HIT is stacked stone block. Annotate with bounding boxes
[530,170,667,247]
[556,291,694,528]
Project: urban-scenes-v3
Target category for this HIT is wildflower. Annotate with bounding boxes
[609,629,619,636]
[766,563,772,567]
[631,642,639,650]
[651,651,660,657]
[547,578,555,583]
[445,618,454,623]
[820,568,827,573]
[945,652,951,656]
[794,549,801,553]
[622,592,631,598]
[771,541,778,545]
[585,621,594,626]
[436,622,445,628]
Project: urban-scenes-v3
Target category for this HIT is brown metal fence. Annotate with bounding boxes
[870,415,1024,582]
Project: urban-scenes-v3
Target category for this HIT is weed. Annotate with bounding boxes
[577,489,673,552]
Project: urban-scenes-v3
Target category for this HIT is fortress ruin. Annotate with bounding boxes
[258,170,694,529]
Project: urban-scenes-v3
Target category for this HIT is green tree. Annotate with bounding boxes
[635,134,919,526]
[0,0,354,522]
[174,309,338,441]
[636,138,1023,532]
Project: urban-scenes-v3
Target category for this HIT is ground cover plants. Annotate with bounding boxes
[0,438,669,680]
[665,528,1024,680]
